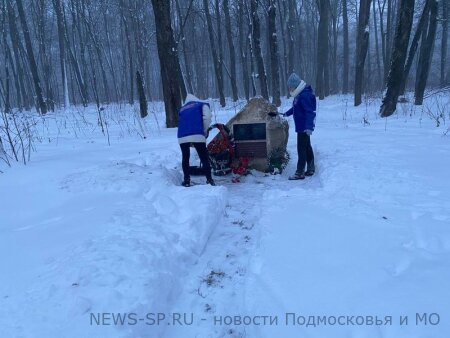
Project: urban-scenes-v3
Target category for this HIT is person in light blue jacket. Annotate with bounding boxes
[284,73,316,180]
[177,94,215,187]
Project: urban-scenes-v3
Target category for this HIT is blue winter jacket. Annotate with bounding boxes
[177,101,209,138]
[285,85,316,133]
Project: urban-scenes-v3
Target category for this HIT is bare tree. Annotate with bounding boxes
[354,0,372,106]
[385,0,394,81]
[400,0,433,95]
[441,0,449,87]
[6,0,29,110]
[0,0,445,113]
[380,0,415,117]
[286,0,295,76]
[342,0,349,93]
[203,0,226,107]
[52,0,70,108]
[251,0,269,100]
[136,71,148,118]
[151,0,186,127]
[223,0,239,101]
[268,0,281,106]
[15,0,47,114]
[372,0,383,90]
[414,0,438,105]
[238,0,250,100]
[316,0,330,100]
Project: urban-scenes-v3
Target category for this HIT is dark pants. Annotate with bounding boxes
[180,142,212,181]
[297,132,315,174]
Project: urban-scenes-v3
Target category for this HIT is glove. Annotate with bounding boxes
[304,129,313,136]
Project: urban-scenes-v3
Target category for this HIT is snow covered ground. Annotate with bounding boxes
[1,94,449,338]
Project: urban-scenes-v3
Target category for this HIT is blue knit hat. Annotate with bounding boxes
[287,73,301,90]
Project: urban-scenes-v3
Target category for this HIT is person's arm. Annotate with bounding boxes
[202,104,212,135]
[285,107,294,117]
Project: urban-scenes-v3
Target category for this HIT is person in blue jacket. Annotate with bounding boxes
[178,94,215,187]
[284,73,316,180]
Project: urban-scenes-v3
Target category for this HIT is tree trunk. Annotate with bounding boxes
[71,0,89,106]
[251,0,269,100]
[316,0,330,100]
[247,2,257,97]
[52,0,70,108]
[286,0,295,76]
[354,0,372,106]
[414,0,438,105]
[373,0,383,90]
[384,0,393,81]
[331,0,339,94]
[103,11,120,102]
[268,0,281,106]
[215,0,226,101]
[400,0,432,95]
[238,0,250,100]
[203,0,226,107]
[276,0,288,95]
[441,0,449,87]
[2,24,11,113]
[342,0,349,93]
[378,0,388,84]
[120,0,134,105]
[174,0,194,94]
[15,0,47,114]
[151,0,186,127]
[223,0,239,101]
[136,71,148,118]
[34,0,54,110]
[379,0,415,117]
[64,10,89,107]
[7,0,31,110]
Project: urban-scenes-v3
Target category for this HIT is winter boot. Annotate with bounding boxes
[305,162,315,176]
[181,178,191,187]
[206,178,216,186]
[289,171,305,180]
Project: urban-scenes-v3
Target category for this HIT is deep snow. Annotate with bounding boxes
[1,94,449,338]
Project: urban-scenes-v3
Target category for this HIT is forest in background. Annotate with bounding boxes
[0,0,448,125]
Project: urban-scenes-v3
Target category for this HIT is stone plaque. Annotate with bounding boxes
[233,123,266,141]
[235,141,268,158]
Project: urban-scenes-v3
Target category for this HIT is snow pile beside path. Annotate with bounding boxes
[1,149,227,338]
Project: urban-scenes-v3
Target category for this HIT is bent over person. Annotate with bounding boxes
[284,73,316,180]
[177,94,215,187]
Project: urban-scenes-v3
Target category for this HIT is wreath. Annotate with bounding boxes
[267,148,290,174]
